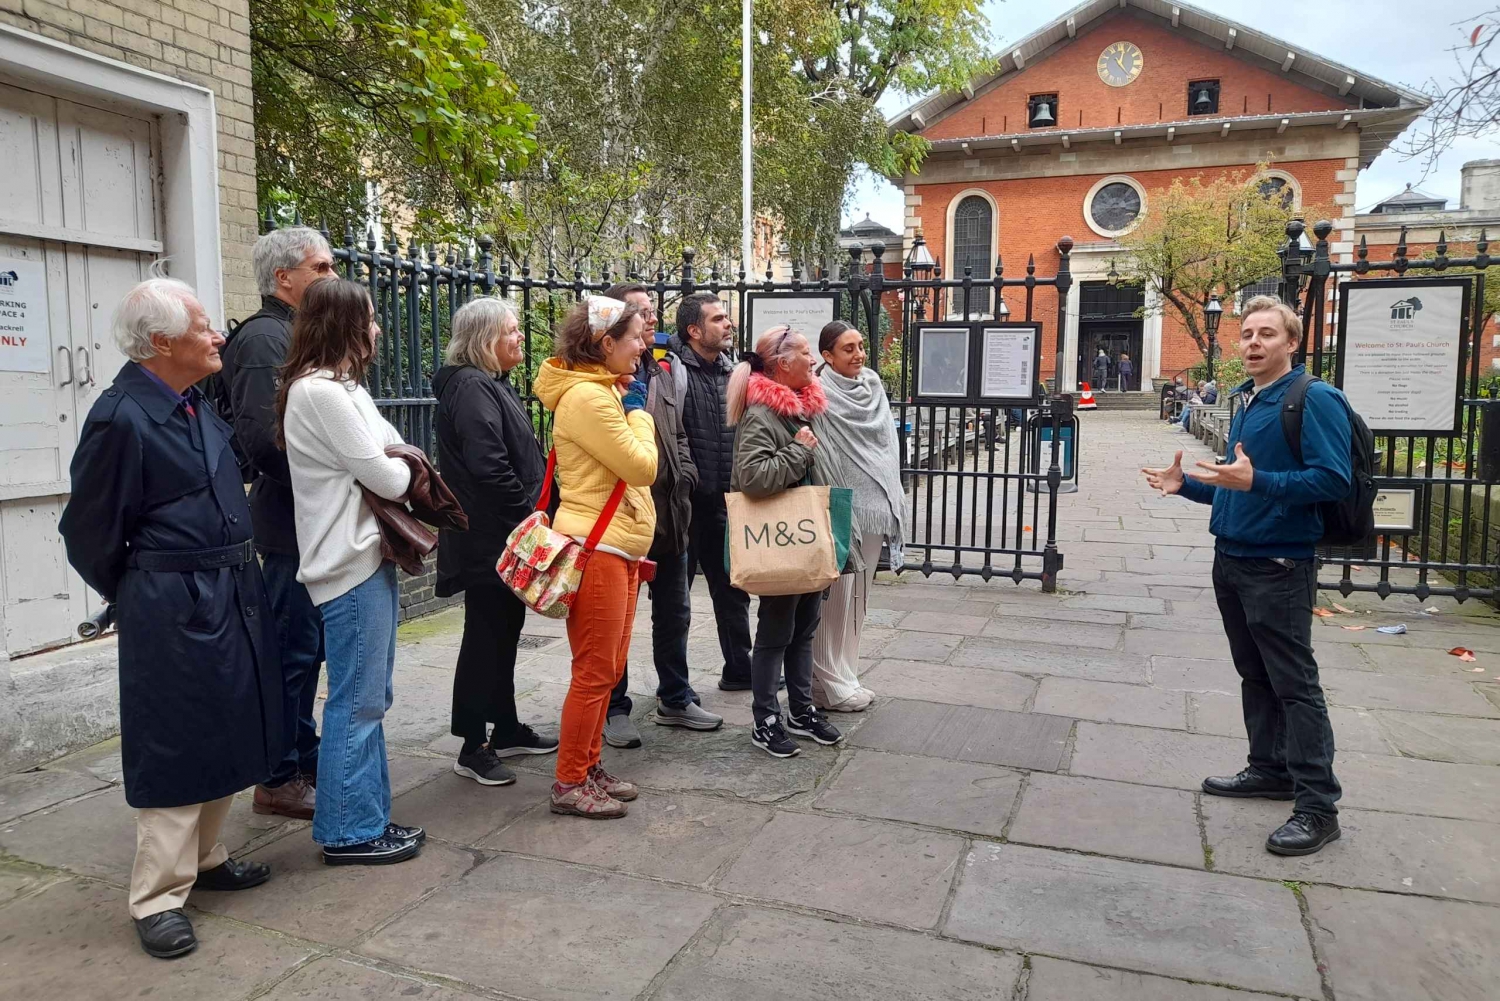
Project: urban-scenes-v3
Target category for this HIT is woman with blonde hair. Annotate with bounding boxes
[532,296,656,817]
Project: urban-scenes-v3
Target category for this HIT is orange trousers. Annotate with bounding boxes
[557,552,640,785]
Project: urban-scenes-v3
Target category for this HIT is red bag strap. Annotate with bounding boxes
[538,448,627,554]
[535,449,558,512]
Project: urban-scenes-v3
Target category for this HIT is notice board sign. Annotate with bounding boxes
[1337,278,1470,435]
[0,257,50,374]
[911,321,1042,405]
[745,292,840,343]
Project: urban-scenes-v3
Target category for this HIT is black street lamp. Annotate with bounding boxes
[1203,293,1223,384]
[906,231,936,319]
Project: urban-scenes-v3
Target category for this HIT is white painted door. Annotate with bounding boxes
[0,82,160,658]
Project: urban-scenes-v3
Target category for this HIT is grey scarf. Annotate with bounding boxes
[813,366,908,570]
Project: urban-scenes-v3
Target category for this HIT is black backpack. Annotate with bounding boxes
[201,312,268,483]
[1279,373,1377,546]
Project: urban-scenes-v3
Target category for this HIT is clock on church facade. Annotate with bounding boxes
[1097,41,1143,87]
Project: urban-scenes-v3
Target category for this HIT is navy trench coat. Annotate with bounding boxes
[59,362,285,809]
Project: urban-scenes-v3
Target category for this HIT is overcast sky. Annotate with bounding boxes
[841,0,1499,231]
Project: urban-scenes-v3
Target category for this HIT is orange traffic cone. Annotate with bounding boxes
[1077,382,1098,410]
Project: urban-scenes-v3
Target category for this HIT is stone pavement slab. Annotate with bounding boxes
[0,862,62,907]
[950,637,1149,683]
[1069,722,1244,790]
[359,855,719,1001]
[0,767,108,824]
[877,629,964,662]
[654,905,1021,1001]
[1033,677,1185,729]
[1359,642,1500,678]
[981,614,1124,649]
[1319,668,1499,717]
[813,750,1022,837]
[860,659,1036,710]
[1188,693,1393,753]
[1373,710,1500,764]
[897,610,992,635]
[1008,773,1204,868]
[597,725,836,803]
[1150,656,1238,693]
[943,844,1322,997]
[1061,593,1168,614]
[391,768,555,845]
[0,879,312,1001]
[483,790,772,885]
[717,811,963,928]
[1336,750,1500,822]
[258,958,488,1000]
[1024,957,1289,1001]
[1127,630,1232,659]
[1304,885,1500,1001]
[849,699,1073,771]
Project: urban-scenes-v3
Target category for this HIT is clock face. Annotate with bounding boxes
[1097,41,1143,87]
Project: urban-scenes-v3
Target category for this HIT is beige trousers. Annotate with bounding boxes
[128,794,235,919]
[812,532,884,704]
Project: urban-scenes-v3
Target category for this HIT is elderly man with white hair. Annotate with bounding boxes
[59,276,285,959]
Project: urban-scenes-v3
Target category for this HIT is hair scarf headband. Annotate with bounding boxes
[587,295,626,339]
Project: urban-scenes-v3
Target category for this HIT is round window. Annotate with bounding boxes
[1090,182,1142,232]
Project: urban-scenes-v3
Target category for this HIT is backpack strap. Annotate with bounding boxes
[1279,372,1318,466]
[535,448,627,553]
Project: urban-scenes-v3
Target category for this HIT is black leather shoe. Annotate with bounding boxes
[1202,768,1294,800]
[1266,811,1341,856]
[717,678,752,691]
[135,908,197,959]
[193,858,271,892]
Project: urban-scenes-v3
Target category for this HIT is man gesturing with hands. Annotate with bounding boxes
[1142,295,1352,858]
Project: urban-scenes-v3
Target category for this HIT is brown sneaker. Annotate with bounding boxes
[253,777,316,820]
[587,763,638,802]
[550,780,628,819]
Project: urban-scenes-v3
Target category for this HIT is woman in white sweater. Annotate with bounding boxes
[275,278,426,866]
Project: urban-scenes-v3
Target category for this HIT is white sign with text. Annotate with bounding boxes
[0,258,50,374]
[1341,283,1464,433]
[746,294,838,343]
[980,325,1037,400]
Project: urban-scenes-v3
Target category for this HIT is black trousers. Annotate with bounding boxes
[1212,552,1341,817]
[687,492,753,684]
[751,590,823,722]
[609,548,700,716]
[450,581,527,746]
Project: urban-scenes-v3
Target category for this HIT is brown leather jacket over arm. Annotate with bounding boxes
[362,444,469,576]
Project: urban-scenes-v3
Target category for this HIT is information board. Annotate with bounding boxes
[911,321,1043,404]
[745,292,839,343]
[1337,279,1469,434]
[979,324,1040,402]
[0,257,51,374]
[915,326,970,399]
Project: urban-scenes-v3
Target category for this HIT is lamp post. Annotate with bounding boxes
[1203,293,1223,384]
[906,231,936,320]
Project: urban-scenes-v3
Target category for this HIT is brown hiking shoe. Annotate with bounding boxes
[253,777,316,820]
[550,780,627,819]
[587,763,638,802]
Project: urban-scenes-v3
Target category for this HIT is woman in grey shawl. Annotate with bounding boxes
[809,321,907,712]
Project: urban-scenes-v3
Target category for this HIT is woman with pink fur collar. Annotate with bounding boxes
[726,326,851,758]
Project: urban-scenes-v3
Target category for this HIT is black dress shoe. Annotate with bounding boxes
[135,908,197,959]
[717,678,752,692]
[1267,811,1341,856]
[193,859,271,892]
[1202,767,1295,800]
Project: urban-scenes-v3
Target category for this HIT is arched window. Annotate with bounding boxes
[952,195,993,315]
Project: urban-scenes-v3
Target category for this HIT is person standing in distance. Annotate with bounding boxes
[1142,295,1350,856]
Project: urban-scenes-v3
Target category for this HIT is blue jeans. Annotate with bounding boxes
[609,548,699,715]
[313,563,398,847]
[261,551,324,785]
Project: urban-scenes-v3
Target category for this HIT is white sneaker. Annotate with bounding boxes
[822,688,874,712]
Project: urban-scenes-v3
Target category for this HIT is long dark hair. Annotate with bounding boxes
[275,278,376,448]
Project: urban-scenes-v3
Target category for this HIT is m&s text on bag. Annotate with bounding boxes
[744,519,820,548]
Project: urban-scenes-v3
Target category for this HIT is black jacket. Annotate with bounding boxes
[58,363,284,808]
[433,364,547,596]
[218,296,298,554]
[670,335,736,497]
[643,351,698,555]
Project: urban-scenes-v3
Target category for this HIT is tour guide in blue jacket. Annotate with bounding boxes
[1143,294,1350,858]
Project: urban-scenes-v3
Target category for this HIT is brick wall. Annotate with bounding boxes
[2,0,260,318]
[396,551,463,622]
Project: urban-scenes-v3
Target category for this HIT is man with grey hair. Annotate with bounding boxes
[217,226,334,820]
[60,277,285,957]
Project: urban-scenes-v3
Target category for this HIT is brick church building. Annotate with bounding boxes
[888,0,1429,391]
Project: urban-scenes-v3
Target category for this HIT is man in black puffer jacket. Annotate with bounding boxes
[671,292,754,690]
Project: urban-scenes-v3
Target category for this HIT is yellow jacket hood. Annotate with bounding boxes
[533,358,618,412]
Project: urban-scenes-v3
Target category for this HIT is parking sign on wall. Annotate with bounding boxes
[0,258,50,374]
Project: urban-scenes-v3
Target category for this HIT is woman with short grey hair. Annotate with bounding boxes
[434,296,556,785]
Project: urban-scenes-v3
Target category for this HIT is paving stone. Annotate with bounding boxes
[389,753,461,796]
[1009,773,1203,867]
[1083,529,1217,547]
[897,611,991,636]
[44,737,125,785]
[1126,613,1216,633]
[1128,630,1232,660]
[877,629,963,662]
[1187,693,1393,753]
[1304,885,1500,1001]
[981,615,1124,650]
[717,811,962,928]
[1033,678,1185,729]
[1319,668,1499,717]
[596,724,836,803]
[868,591,971,614]
[390,768,554,845]
[1069,722,1244,790]
[861,660,1036,711]
[655,905,1021,1001]
[1025,956,1287,1001]
[1147,585,1211,601]
[1360,642,1500,678]
[258,958,488,1000]
[1150,656,1239,693]
[0,768,108,824]
[814,750,1021,837]
[0,879,311,1001]
[360,855,718,1001]
[990,600,1130,625]
[0,863,62,908]
[1062,593,1168,614]
[849,699,1072,771]
[1337,750,1500,823]
[483,791,772,884]
[951,637,1149,683]
[1203,797,1500,904]
[1374,710,1500,764]
[1062,577,1154,597]
[943,844,1321,997]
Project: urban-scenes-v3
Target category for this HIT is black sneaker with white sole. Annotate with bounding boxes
[786,707,843,746]
[322,834,420,866]
[489,724,559,758]
[751,715,800,758]
[454,747,517,786]
[385,821,425,844]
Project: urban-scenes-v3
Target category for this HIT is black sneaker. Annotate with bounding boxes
[717,677,752,692]
[385,821,425,845]
[454,747,517,786]
[786,707,843,746]
[751,715,800,758]
[1266,811,1341,856]
[322,834,420,866]
[1202,767,1295,800]
[490,724,559,758]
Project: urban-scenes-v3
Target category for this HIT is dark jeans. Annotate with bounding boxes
[450,581,526,746]
[1213,552,1341,817]
[751,590,823,722]
[262,551,323,786]
[609,548,699,715]
[688,492,753,684]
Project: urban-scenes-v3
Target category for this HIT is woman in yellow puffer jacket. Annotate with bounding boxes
[532,296,657,818]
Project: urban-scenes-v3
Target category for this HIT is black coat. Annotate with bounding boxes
[669,336,736,497]
[59,363,284,809]
[433,365,547,596]
[643,351,698,556]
